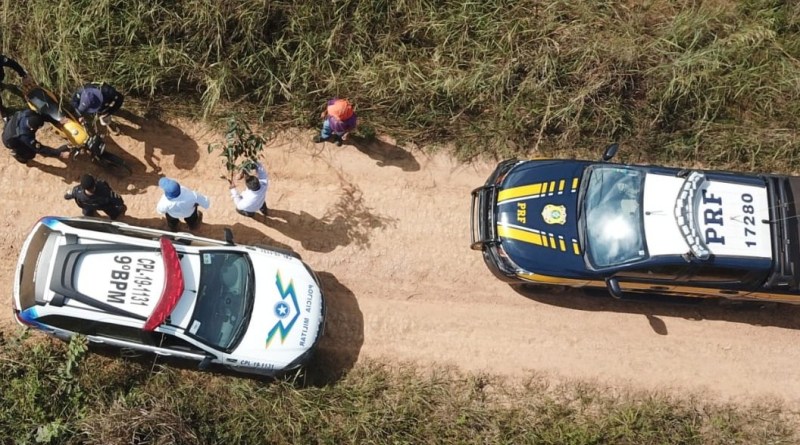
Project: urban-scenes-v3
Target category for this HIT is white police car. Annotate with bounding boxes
[12,216,325,376]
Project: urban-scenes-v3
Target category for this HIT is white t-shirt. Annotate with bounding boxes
[156,185,210,218]
[230,162,269,213]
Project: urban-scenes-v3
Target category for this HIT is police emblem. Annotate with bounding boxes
[542,204,566,225]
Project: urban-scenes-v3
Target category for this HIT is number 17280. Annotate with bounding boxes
[741,193,757,247]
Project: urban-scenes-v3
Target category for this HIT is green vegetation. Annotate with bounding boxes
[1,0,798,169]
[2,2,800,441]
[207,117,271,181]
[0,333,795,444]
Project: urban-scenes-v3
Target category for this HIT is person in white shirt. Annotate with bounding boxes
[156,177,210,231]
[229,161,269,218]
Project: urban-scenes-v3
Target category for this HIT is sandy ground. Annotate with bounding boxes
[2,113,800,409]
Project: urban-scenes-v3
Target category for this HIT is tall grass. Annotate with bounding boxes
[0,333,796,444]
[1,0,798,168]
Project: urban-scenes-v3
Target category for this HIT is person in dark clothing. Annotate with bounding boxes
[1,110,70,164]
[64,174,127,220]
[0,54,27,120]
[0,54,25,83]
[69,83,124,131]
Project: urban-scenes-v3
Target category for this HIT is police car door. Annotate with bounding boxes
[612,264,688,296]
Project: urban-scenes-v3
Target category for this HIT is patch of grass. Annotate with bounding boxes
[0,332,797,444]
[1,0,797,170]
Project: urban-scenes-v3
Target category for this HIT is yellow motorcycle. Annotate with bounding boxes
[20,76,131,175]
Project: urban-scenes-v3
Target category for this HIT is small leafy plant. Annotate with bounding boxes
[208,117,270,181]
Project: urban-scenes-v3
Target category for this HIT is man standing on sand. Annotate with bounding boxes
[156,177,210,231]
[64,174,127,220]
[229,161,269,218]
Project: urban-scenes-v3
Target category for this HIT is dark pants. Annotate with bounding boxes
[6,145,34,164]
[99,93,124,116]
[10,152,31,164]
[99,85,124,116]
[236,202,269,218]
[166,206,201,231]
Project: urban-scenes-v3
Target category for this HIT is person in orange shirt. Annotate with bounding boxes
[312,98,357,146]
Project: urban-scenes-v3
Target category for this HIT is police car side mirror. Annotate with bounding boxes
[605,277,624,299]
[601,143,619,162]
[198,355,214,371]
[223,228,234,245]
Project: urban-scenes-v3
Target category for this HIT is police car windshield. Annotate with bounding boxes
[188,252,254,351]
[583,166,647,268]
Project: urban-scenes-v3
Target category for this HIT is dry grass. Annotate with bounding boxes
[0,333,797,444]
[0,0,797,170]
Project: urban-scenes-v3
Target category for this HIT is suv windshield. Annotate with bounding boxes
[188,252,254,351]
[582,166,647,268]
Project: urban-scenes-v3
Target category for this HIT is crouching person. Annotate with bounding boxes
[64,174,127,220]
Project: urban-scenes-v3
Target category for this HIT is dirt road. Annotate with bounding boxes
[2,116,800,407]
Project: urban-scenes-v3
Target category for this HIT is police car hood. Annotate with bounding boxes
[229,251,324,366]
[496,160,589,275]
[643,172,772,259]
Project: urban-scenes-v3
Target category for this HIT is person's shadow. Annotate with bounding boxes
[24,137,147,192]
[27,158,76,185]
[512,284,800,335]
[344,134,420,171]
[262,182,396,252]
[116,214,294,254]
[303,271,364,385]
[114,109,201,172]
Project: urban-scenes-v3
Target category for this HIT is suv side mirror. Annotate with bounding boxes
[223,228,234,245]
[605,277,624,299]
[601,143,619,162]
[198,355,214,371]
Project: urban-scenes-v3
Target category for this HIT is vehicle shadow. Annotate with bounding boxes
[345,135,420,172]
[114,109,201,172]
[512,285,800,334]
[303,271,364,386]
[261,182,396,252]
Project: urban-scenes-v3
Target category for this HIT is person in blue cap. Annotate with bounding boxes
[156,177,210,231]
[69,83,124,132]
[1,109,70,164]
